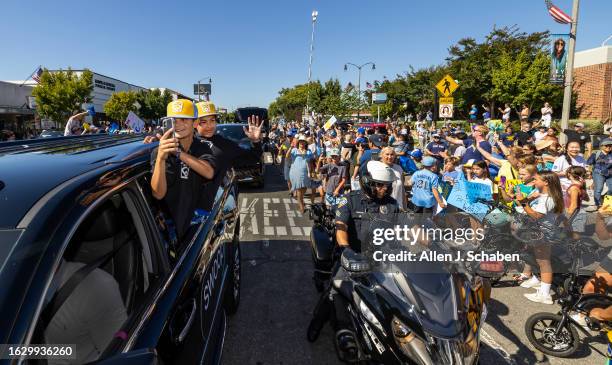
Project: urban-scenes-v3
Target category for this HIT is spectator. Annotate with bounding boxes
[466,160,493,196]
[409,156,445,213]
[498,103,511,125]
[552,141,586,190]
[316,148,347,206]
[425,133,447,166]
[540,102,553,128]
[520,104,530,122]
[287,135,314,213]
[64,111,89,136]
[533,125,548,142]
[544,127,559,143]
[564,166,589,235]
[587,138,612,209]
[380,147,406,211]
[515,122,534,147]
[482,104,491,123]
[444,125,492,164]
[563,123,592,155]
[469,104,478,123]
[499,126,516,147]
[353,135,384,179]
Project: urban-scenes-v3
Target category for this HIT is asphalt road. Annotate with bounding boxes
[222,162,608,365]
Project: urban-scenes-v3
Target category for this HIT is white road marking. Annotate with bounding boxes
[264,226,275,235]
[288,217,295,227]
[283,198,291,204]
[250,215,259,235]
[285,204,291,211]
[263,198,270,203]
[276,226,287,236]
[291,227,303,236]
[264,216,270,226]
[241,198,248,209]
[302,226,312,236]
[272,198,280,203]
[480,329,515,365]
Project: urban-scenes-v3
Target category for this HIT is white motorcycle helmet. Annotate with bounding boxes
[359,160,395,200]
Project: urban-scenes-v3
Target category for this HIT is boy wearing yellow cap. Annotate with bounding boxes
[151,99,217,238]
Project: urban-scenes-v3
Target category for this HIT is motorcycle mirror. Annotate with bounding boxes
[341,248,371,273]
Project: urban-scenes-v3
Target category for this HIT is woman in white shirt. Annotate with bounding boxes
[515,170,565,305]
[541,102,553,128]
[380,147,406,211]
[552,141,586,190]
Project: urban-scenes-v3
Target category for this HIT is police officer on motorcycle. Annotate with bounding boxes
[308,160,399,362]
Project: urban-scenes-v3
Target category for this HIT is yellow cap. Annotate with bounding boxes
[195,101,219,118]
[167,99,197,119]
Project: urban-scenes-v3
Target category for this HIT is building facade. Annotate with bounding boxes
[573,46,612,123]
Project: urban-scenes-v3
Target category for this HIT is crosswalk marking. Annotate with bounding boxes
[264,226,275,235]
[251,215,259,235]
[291,227,303,236]
[272,198,280,203]
[302,226,312,236]
[276,226,287,235]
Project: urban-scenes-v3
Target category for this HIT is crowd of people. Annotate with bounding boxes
[267,111,612,326]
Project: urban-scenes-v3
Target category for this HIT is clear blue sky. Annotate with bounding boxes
[1,0,610,111]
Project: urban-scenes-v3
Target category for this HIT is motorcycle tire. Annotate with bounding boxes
[307,318,324,342]
[525,312,580,358]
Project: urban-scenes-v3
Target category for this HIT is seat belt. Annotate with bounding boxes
[40,232,136,325]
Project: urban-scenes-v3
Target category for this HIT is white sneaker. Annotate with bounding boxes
[520,276,541,289]
[570,312,587,327]
[524,291,554,305]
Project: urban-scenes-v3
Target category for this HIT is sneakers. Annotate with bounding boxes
[520,276,541,289]
[524,291,554,305]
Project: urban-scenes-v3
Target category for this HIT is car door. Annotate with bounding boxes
[128,175,231,365]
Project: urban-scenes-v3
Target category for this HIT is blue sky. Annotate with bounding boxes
[1,0,610,111]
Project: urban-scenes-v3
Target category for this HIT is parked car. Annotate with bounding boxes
[215,123,265,188]
[39,129,64,138]
[0,134,241,365]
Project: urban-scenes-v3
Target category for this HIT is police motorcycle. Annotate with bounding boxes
[307,161,490,364]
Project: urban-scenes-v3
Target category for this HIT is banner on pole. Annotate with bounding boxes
[323,115,337,130]
[550,34,570,85]
[126,111,145,133]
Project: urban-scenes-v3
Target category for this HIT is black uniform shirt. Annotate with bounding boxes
[151,137,217,239]
[563,129,590,153]
[335,190,399,253]
[197,134,263,210]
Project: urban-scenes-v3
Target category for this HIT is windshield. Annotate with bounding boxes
[216,125,247,143]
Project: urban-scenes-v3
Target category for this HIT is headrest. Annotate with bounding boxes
[82,201,121,241]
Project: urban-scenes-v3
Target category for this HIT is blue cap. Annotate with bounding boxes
[357,127,366,134]
[329,130,337,137]
[422,156,437,167]
[355,137,367,144]
[410,149,423,159]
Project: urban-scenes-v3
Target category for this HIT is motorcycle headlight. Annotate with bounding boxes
[432,337,479,365]
[391,316,433,365]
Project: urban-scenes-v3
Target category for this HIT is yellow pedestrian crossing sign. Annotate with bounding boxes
[436,75,458,97]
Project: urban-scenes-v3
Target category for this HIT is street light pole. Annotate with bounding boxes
[560,0,580,145]
[306,10,318,118]
[197,76,212,102]
[344,62,375,121]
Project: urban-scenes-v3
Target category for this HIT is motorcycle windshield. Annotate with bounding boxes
[364,212,470,338]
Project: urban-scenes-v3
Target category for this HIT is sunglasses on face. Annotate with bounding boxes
[374,182,392,189]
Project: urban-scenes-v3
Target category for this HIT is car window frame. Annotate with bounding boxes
[25,173,169,360]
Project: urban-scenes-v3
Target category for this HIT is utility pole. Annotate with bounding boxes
[560,0,580,145]
[306,10,318,118]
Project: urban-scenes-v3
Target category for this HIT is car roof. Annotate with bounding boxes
[0,134,150,228]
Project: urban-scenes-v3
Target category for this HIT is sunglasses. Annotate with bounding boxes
[374,182,392,189]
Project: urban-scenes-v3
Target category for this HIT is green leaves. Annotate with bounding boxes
[136,89,173,121]
[104,91,139,123]
[31,68,93,125]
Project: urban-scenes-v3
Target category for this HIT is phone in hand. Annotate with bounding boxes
[161,117,176,138]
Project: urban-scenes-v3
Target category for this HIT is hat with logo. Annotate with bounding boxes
[422,156,437,167]
[575,122,585,128]
[195,101,219,118]
[601,138,612,146]
[167,99,197,119]
[368,134,385,148]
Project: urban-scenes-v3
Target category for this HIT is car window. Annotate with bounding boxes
[32,191,161,365]
[216,125,247,143]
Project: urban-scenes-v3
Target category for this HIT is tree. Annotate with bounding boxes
[104,91,139,123]
[32,68,93,126]
[137,89,173,122]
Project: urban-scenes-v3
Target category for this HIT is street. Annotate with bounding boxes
[222,161,609,365]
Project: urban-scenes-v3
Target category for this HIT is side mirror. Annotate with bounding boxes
[341,247,371,273]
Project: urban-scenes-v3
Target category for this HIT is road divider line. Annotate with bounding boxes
[302,226,312,236]
[288,217,295,227]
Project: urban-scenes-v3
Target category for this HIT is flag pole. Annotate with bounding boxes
[19,65,41,87]
[559,0,580,145]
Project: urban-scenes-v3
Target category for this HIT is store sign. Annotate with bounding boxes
[94,79,116,91]
[372,93,387,104]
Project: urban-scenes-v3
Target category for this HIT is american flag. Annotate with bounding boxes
[544,0,572,24]
[32,66,43,83]
[365,82,373,89]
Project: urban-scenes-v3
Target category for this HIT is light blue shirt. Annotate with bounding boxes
[410,169,440,208]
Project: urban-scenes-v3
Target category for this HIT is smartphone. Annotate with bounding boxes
[161,117,176,138]
[500,176,507,187]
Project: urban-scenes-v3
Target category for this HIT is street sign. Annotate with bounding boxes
[439,104,454,118]
[193,83,212,95]
[372,93,387,104]
[435,75,458,97]
[439,97,454,104]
